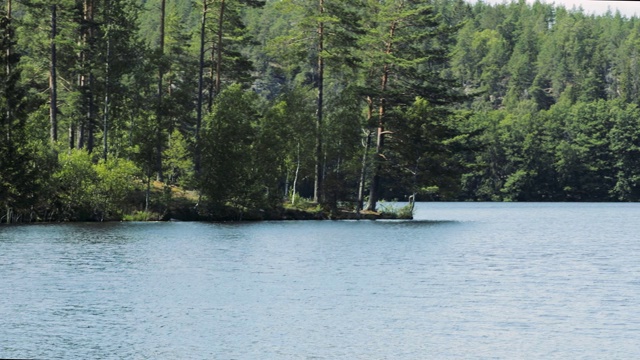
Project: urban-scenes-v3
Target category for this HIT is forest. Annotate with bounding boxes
[2,0,640,222]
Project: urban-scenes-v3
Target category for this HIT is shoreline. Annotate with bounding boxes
[0,205,414,224]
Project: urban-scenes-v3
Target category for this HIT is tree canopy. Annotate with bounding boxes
[3,0,640,222]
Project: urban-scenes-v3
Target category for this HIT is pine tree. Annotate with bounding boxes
[0,7,40,222]
[360,0,460,211]
[260,0,362,203]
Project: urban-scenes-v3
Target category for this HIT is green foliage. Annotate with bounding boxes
[286,195,322,214]
[9,0,640,224]
[378,202,414,219]
[52,150,99,220]
[458,97,640,202]
[123,210,162,221]
[387,97,463,200]
[93,157,140,219]
[200,84,260,210]
[0,10,40,221]
[163,129,194,188]
[52,150,140,221]
[609,104,640,200]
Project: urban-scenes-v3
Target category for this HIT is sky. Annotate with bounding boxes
[480,0,640,17]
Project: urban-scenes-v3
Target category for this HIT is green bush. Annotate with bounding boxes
[378,202,414,219]
[53,149,141,221]
[123,211,161,221]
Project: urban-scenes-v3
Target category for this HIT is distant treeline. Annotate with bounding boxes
[2,0,640,222]
[446,1,640,201]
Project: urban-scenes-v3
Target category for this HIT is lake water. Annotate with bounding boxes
[2,202,640,359]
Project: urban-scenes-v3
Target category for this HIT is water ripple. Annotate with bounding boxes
[2,203,640,358]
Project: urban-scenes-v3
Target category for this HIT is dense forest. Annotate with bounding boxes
[2,0,640,222]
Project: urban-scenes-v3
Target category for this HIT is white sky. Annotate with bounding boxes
[479,0,640,17]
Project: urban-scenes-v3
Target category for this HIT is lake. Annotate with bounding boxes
[2,202,640,359]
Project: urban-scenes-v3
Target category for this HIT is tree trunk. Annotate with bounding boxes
[156,0,166,181]
[366,109,384,211]
[76,2,85,149]
[195,0,207,175]
[86,0,96,152]
[357,129,372,216]
[6,0,11,142]
[103,24,110,161]
[78,0,94,150]
[292,142,300,205]
[49,4,58,143]
[87,72,95,152]
[204,0,224,152]
[358,97,375,214]
[215,0,225,96]
[68,122,75,149]
[313,0,324,203]
[366,20,397,212]
[207,43,215,111]
[76,80,84,148]
[5,0,10,76]
[145,173,151,212]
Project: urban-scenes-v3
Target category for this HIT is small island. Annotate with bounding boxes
[126,182,415,222]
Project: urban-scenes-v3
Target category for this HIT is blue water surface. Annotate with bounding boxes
[2,202,640,359]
